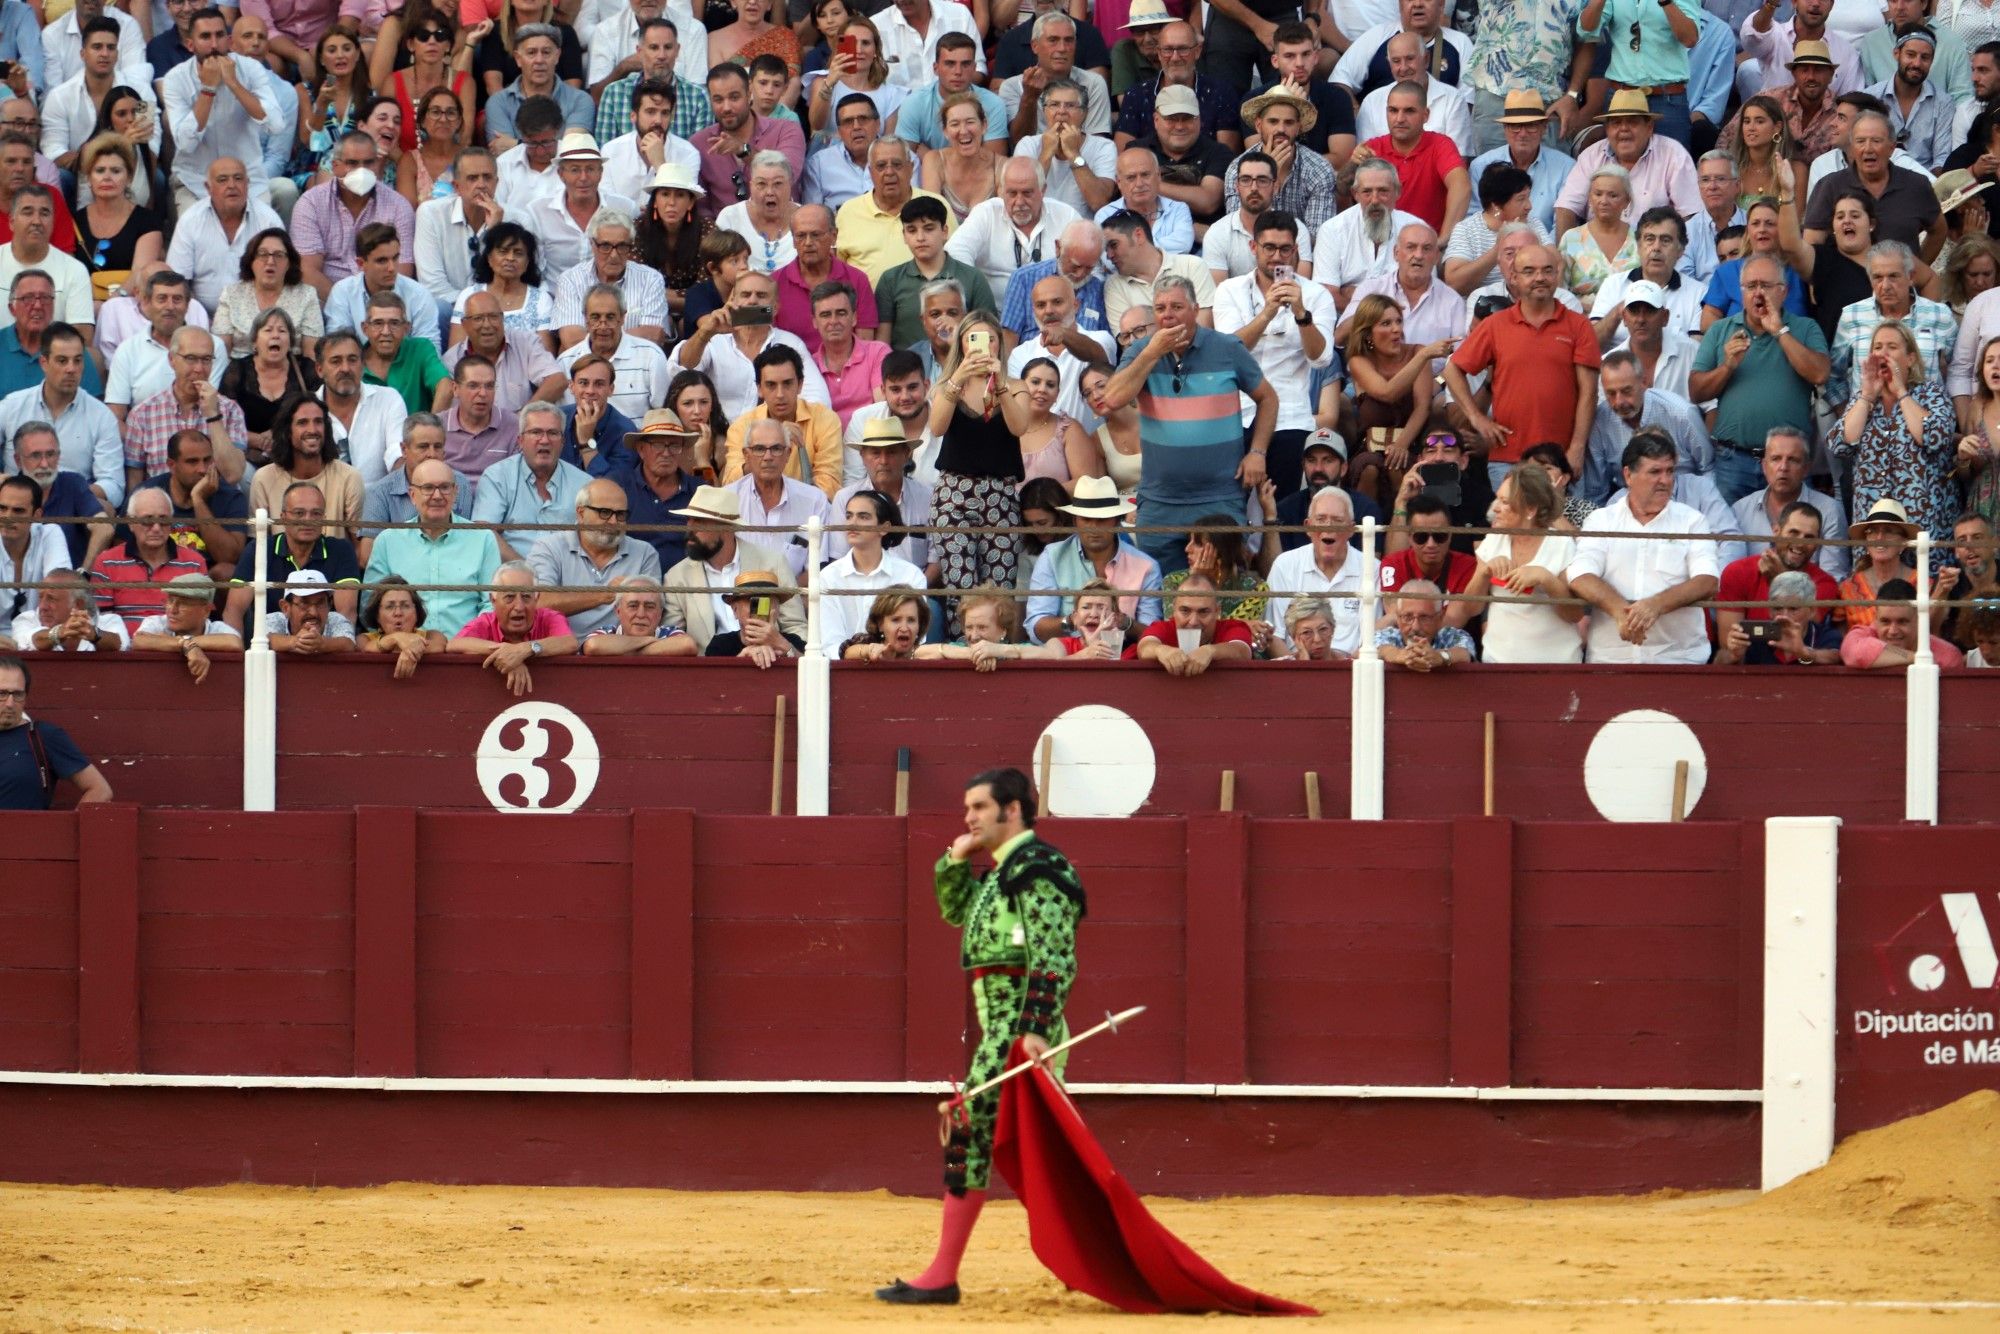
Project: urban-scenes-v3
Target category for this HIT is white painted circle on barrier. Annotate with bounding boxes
[476,702,601,814]
[1032,705,1156,818]
[1581,708,1707,822]
[1908,954,1948,992]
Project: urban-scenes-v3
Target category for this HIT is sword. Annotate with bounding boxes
[939,1006,1146,1134]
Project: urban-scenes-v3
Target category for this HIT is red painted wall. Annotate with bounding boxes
[19,655,1992,822]
[1834,826,2000,1139]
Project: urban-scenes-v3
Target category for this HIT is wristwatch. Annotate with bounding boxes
[529,640,543,656]
[1295,311,1314,326]
[177,634,195,655]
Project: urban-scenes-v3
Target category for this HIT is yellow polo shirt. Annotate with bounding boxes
[834,189,955,285]
[721,402,847,498]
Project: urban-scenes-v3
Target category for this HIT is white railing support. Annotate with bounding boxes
[1350,517,1384,819]
[1761,816,1840,1191]
[795,516,830,816]
[1906,532,1939,824]
[241,508,276,812]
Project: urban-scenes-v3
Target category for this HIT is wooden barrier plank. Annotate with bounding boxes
[1449,817,1513,1088]
[630,808,694,1079]
[76,804,139,1072]
[1184,814,1245,1084]
[0,815,78,858]
[354,807,416,1077]
[142,1021,352,1076]
[902,816,964,1081]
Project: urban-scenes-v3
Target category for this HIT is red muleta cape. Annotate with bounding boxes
[990,1040,1318,1316]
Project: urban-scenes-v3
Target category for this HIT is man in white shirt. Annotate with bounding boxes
[1566,431,1721,664]
[1005,273,1113,428]
[164,156,279,317]
[522,132,638,276]
[944,156,1080,299]
[1337,222,1466,365]
[1314,159,1420,311]
[414,149,504,327]
[1353,32,1473,153]
[39,0,145,89]
[673,271,830,418]
[41,18,158,171]
[317,332,409,486]
[1331,9,1472,98]
[0,471,71,622]
[547,208,671,349]
[875,0,984,90]
[724,417,830,578]
[1590,211,1704,345]
[1012,78,1117,216]
[1213,209,1336,499]
[1266,482,1365,653]
[495,97,567,213]
[1203,150,1314,284]
[1100,206,1213,331]
[559,285,676,420]
[160,9,270,212]
[997,12,1112,138]
[583,0,706,90]
[0,187,93,339]
[1619,286,1703,402]
[105,270,224,423]
[599,77,699,202]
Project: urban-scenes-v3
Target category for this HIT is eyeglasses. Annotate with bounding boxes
[131,516,170,527]
[90,237,112,269]
[582,505,629,520]
[0,688,27,700]
[1410,531,1451,545]
[731,170,748,200]
[1158,42,1196,54]
[176,352,215,365]
[1117,323,1155,344]
[410,482,455,495]
[10,292,51,304]
[592,240,634,255]
[745,444,787,455]
[253,248,287,261]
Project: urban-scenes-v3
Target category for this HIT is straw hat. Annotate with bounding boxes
[856,415,920,449]
[1597,89,1660,122]
[1851,498,1919,542]
[647,160,699,193]
[1496,90,1551,124]
[1124,0,1176,29]
[1786,39,1835,69]
[1057,475,1137,519]
[1239,85,1317,136]
[556,130,602,162]
[1934,168,1992,216]
[624,407,702,449]
[725,569,792,602]
[670,484,742,523]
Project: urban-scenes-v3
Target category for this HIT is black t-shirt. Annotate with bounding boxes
[991,19,1112,81]
[1141,135,1238,224]
[1810,243,1872,343]
[705,629,807,656]
[0,720,88,811]
[230,535,363,614]
[137,473,250,563]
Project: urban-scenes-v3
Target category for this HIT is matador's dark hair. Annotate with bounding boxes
[967,767,1037,827]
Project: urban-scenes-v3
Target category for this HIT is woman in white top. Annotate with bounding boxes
[1080,363,1142,499]
[1463,464,1585,663]
[714,151,800,274]
[817,488,927,654]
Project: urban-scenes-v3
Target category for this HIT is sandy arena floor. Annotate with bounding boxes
[2,1094,1995,1332]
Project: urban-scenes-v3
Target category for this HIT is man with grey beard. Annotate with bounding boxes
[6,420,110,564]
[1314,159,1421,310]
[526,475,662,638]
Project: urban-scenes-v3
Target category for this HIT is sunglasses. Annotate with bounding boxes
[1629,18,1642,51]
[1410,531,1452,545]
[412,26,450,40]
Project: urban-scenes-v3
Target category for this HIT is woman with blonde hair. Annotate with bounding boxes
[1342,293,1451,508]
[1464,463,1584,662]
[1940,232,2000,314]
[927,311,1040,632]
[71,134,162,302]
[1955,334,2000,529]
[805,13,904,132]
[921,93,1005,222]
[1556,163,1635,302]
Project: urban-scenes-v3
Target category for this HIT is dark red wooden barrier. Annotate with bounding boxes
[18,655,1994,822]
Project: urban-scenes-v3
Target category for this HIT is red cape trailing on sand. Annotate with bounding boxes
[991,1040,1317,1317]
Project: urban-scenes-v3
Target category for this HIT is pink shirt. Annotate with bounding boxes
[238,0,365,48]
[774,256,881,353]
[1839,625,1965,669]
[812,338,890,432]
[457,607,574,643]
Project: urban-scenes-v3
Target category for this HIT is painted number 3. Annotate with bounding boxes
[475,702,602,814]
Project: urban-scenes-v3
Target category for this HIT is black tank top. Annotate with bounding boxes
[938,401,1026,482]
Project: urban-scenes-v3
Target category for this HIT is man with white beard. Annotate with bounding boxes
[1315,159,1421,312]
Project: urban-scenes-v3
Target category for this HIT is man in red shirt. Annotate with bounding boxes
[447,560,579,696]
[1444,242,1600,484]
[1362,81,1468,238]
[87,487,207,632]
[1135,574,1255,674]
[1712,502,1841,660]
[1380,494,1477,629]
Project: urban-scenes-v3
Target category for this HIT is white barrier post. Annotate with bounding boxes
[1906,532,1939,824]
[241,508,276,812]
[794,515,830,817]
[1761,816,1840,1191]
[1350,516,1385,819]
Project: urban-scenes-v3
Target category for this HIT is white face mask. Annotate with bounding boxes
[341,166,378,197]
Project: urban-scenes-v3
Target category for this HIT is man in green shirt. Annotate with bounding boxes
[361,289,452,415]
[872,195,997,351]
[1687,252,1831,503]
[876,766,1085,1308]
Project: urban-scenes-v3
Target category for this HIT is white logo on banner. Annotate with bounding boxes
[476,702,600,813]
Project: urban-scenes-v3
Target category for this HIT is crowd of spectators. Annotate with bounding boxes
[0,0,1996,684]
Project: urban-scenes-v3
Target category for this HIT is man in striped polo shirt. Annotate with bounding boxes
[1097,272,1276,571]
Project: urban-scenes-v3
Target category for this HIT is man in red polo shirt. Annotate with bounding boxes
[1380,494,1478,630]
[1361,81,1468,239]
[1444,242,1600,488]
[87,487,207,633]
[1135,574,1255,674]
[1711,501,1842,659]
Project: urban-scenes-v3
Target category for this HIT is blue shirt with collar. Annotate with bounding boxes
[485,80,596,143]
[569,401,640,473]
[0,0,45,95]
[603,460,697,568]
[359,463,476,537]
[470,454,592,555]
[1095,195,1193,257]
[998,254,1107,340]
